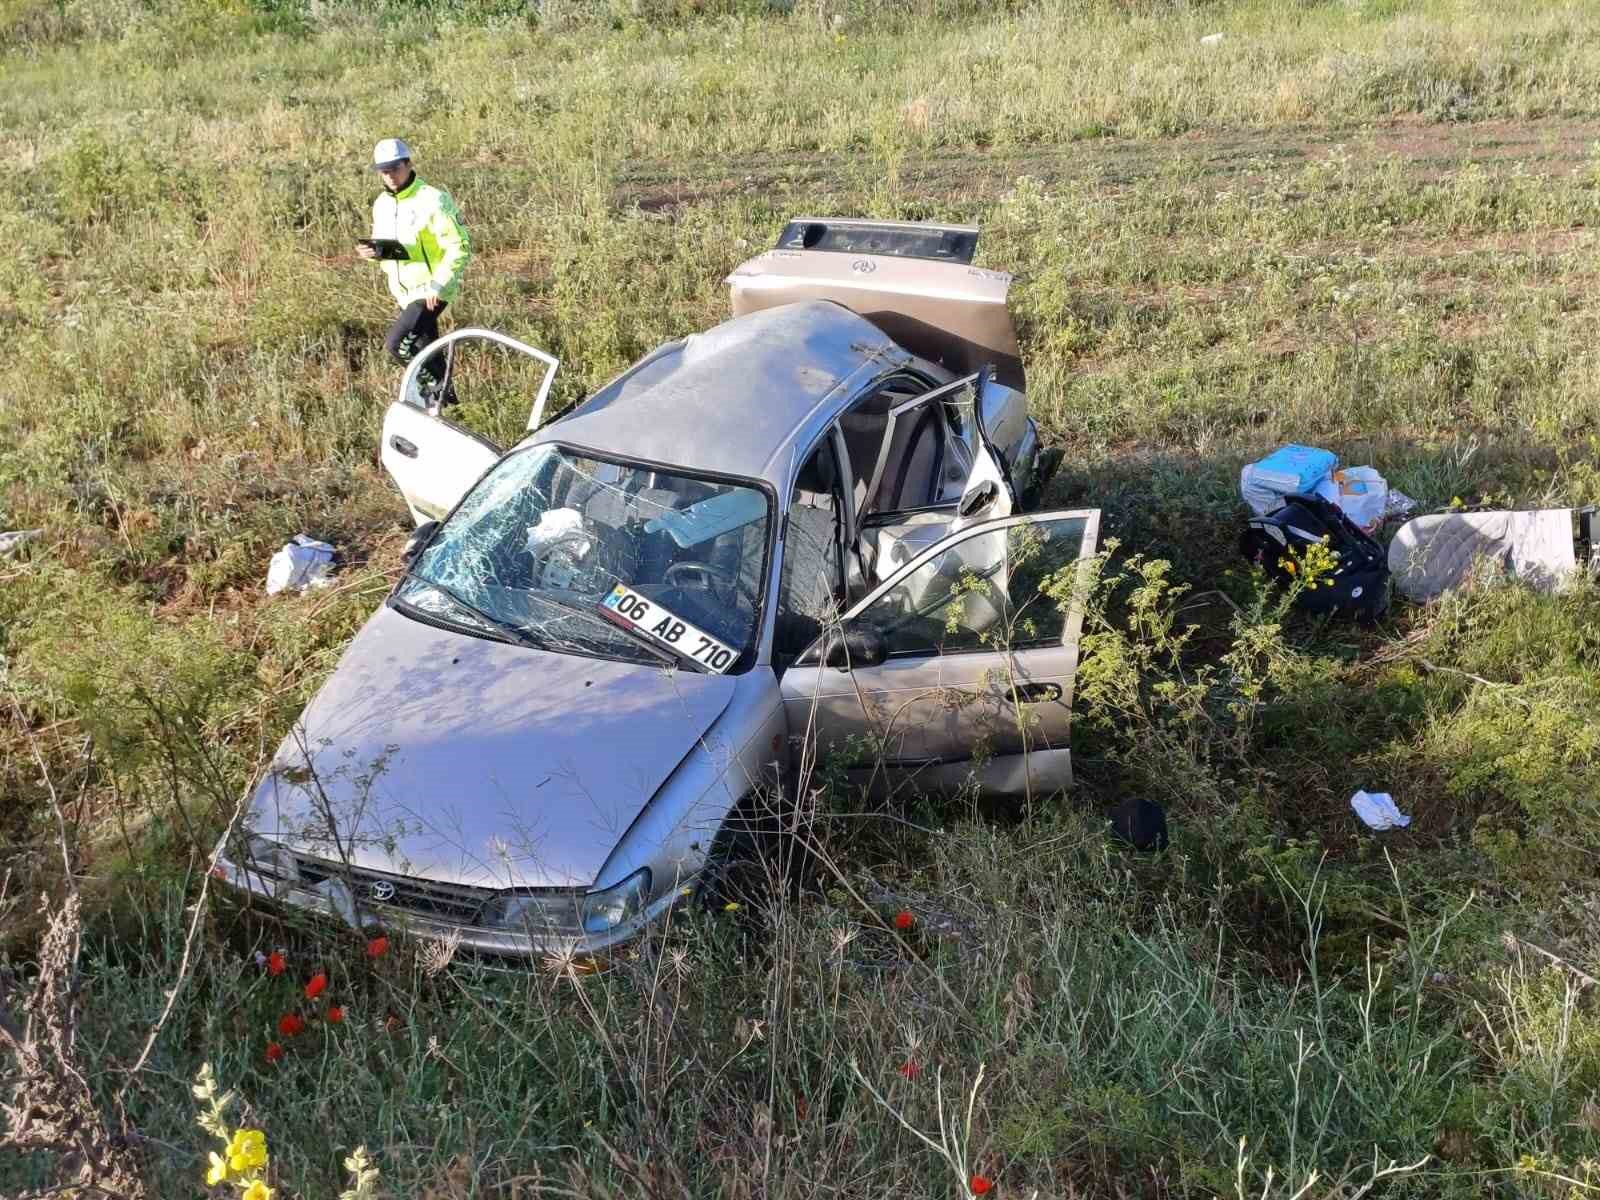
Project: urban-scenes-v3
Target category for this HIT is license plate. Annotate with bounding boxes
[601,584,739,673]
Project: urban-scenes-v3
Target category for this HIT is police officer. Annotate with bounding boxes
[356,137,471,404]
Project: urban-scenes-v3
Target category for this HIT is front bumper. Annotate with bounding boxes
[209,853,685,962]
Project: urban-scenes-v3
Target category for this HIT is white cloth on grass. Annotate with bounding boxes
[1350,790,1410,831]
[0,529,42,557]
[266,535,335,595]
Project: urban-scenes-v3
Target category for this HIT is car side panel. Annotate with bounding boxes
[780,644,1076,767]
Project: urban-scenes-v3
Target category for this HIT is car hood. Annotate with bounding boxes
[251,604,736,889]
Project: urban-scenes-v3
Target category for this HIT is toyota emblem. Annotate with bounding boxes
[850,258,876,274]
[367,880,396,903]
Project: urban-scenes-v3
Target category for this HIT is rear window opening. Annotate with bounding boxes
[776,218,978,265]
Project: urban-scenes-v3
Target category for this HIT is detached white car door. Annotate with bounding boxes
[780,508,1099,796]
[379,329,560,525]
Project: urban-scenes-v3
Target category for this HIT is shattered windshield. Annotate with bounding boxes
[393,444,770,671]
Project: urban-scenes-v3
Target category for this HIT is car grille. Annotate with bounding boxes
[294,857,492,926]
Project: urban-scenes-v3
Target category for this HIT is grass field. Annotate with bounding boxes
[4,0,1600,1195]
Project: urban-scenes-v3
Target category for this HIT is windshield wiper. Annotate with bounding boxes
[399,573,546,651]
[527,590,706,673]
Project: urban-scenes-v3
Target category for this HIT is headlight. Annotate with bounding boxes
[489,868,651,938]
[578,868,651,935]
[239,835,299,884]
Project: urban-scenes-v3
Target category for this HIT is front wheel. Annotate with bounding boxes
[696,786,822,921]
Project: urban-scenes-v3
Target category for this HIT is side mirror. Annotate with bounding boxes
[403,520,440,563]
[821,623,887,670]
[958,479,999,518]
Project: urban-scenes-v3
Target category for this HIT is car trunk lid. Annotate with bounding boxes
[727,217,1024,391]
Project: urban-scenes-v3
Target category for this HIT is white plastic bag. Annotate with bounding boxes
[1328,467,1388,532]
[266,535,335,595]
[0,528,42,558]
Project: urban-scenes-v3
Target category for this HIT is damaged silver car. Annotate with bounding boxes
[214,218,1100,959]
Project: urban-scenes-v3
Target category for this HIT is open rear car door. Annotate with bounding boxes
[379,329,560,525]
[851,368,1019,588]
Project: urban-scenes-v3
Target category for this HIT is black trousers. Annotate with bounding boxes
[384,299,446,385]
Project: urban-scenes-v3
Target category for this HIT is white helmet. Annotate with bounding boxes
[371,137,412,170]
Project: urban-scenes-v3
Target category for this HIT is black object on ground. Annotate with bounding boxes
[1108,797,1168,851]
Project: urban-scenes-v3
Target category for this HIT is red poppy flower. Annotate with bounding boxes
[893,910,914,931]
[326,1005,344,1024]
[264,1042,284,1063]
[277,1012,306,1037]
[969,1175,993,1196]
[366,936,389,959]
[266,951,286,976]
[898,1059,921,1080]
[304,972,328,1000]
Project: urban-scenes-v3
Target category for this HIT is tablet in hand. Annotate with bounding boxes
[359,238,409,261]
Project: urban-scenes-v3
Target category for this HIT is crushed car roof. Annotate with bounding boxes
[532,301,911,485]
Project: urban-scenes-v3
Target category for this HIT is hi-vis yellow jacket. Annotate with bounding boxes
[371,176,471,307]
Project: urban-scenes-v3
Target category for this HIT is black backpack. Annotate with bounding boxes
[1239,493,1390,620]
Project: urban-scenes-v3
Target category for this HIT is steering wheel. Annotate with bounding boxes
[663,560,741,607]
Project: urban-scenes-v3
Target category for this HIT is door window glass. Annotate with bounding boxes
[402,335,556,447]
[935,379,982,497]
[853,516,1089,657]
[869,403,944,514]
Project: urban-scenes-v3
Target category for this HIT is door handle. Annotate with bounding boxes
[958,478,999,518]
[1015,682,1062,704]
[389,435,418,459]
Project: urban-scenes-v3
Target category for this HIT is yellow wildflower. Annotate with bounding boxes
[1281,559,1297,575]
[205,1151,230,1186]
[227,1129,268,1174]
[241,1181,274,1200]
[723,901,740,912]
